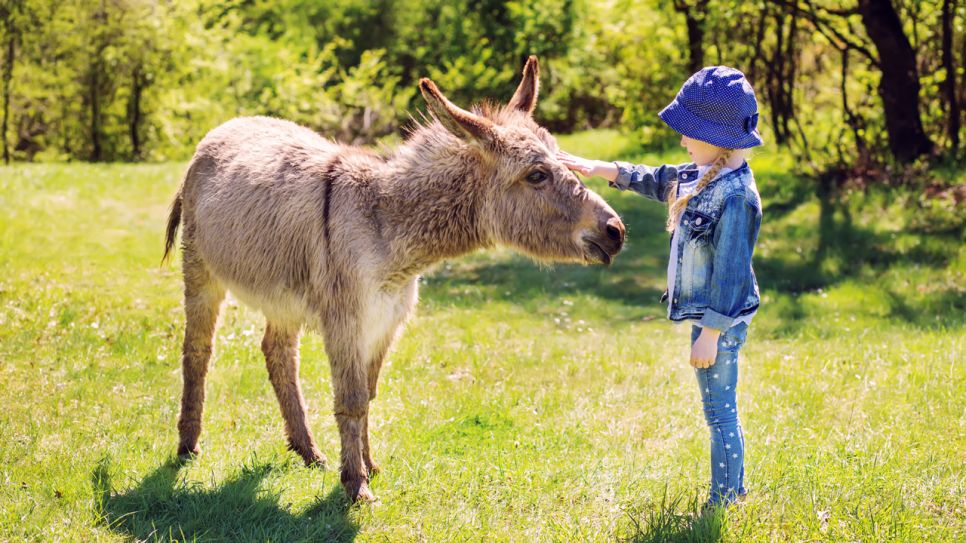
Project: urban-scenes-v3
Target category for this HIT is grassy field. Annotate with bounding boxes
[1,130,963,542]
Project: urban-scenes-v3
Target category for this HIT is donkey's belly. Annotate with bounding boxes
[221,279,322,331]
[214,267,416,339]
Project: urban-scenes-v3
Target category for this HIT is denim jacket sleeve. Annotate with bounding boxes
[698,194,762,330]
[611,162,691,203]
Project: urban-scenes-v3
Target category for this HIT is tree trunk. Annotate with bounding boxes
[89,65,101,162]
[767,9,788,144]
[782,6,799,144]
[0,8,16,164]
[746,7,769,86]
[89,0,107,162]
[673,0,710,74]
[761,2,802,147]
[127,65,144,160]
[840,49,868,162]
[1,19,14,165]
[961,24,966,119]
[858,0,934,162]
[683,11,704,73]
[941,0,959,152]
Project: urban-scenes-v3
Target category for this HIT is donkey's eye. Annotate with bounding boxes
[526,170,549,184]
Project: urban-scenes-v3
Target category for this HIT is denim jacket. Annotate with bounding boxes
[612,160,762,330]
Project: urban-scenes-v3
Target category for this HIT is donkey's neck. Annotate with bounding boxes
[377,130,492,282]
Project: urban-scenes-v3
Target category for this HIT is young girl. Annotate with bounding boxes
[558,66,763,509]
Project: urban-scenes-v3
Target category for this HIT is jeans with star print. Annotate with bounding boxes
[691,322,749,506]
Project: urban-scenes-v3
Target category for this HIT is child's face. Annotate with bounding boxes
[680,135,721,165]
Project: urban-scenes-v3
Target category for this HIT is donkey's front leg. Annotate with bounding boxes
[325,331,374,502]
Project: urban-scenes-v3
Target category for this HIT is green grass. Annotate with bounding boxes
[1,132,963,542]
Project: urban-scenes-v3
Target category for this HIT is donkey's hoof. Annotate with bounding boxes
[344,479,376,503]
[288,440,327,469]
[302,451,328,469]
[176,444,200,459]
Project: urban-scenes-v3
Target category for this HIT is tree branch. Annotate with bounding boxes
[792,0,880,67]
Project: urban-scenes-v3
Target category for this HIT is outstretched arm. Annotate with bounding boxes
[557,151,685,203]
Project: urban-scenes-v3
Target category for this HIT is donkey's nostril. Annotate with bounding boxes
[606,223,621,241]
[605,217,625,244]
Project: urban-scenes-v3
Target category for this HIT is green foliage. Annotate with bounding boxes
[0,131,963,541]
[0,0,586,161]
[602,1,692,148]
[0,0,964,172]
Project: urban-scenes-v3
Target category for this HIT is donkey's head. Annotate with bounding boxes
[418,57,624,265]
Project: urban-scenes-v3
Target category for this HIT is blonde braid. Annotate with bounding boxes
[665,149,734,232]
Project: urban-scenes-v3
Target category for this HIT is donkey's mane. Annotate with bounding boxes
[471,99,525,124]
[389,99,556,162]
[473,100,558,151]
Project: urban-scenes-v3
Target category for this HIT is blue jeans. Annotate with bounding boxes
[691,322,749,505]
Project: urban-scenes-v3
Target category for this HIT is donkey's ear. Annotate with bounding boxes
[419,78,498,145]
[507,55,539,115]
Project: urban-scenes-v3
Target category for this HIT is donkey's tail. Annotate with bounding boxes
[162,160,195,265]
[162,188,183,265]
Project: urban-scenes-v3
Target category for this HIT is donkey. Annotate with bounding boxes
[163,56,625,502]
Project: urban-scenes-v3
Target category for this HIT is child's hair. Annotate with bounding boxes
[665,148,734,232]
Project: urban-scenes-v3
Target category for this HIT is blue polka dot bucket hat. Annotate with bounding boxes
[659,66,763,149]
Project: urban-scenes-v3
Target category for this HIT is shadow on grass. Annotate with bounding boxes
[92,456,358,542]
[756,187,964,330]
[757,186,960,292]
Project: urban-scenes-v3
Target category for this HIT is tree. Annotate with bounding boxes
[757,0,801,146]
[85,0,113,162]
[671,0,710,74]
[941,0,959,152]
[0,0,26,164]
[0,0,960,166]
[857,0,934,162]
[792,1,936,163]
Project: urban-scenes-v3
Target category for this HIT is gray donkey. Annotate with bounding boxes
[163,57,625,502]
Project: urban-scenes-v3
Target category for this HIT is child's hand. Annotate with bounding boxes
[556,151,596,175]
[556,151,619,182]
[690,327,721,368]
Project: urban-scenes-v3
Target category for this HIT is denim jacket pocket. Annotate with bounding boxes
[682,209,715,247]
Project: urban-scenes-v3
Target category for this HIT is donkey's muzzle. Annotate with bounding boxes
[584,215,625,265]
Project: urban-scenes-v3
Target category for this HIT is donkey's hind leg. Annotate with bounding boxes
[262,323,326,467]
[176,246,225,458]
